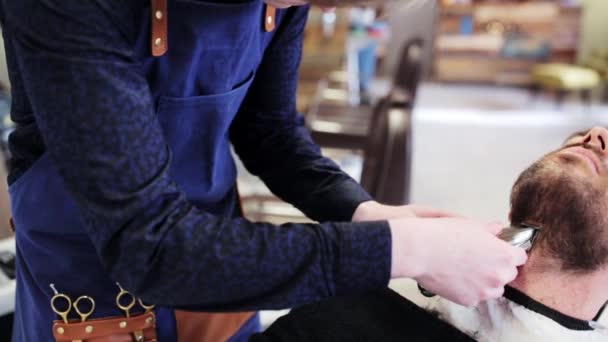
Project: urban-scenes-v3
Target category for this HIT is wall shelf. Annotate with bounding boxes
[432,1,582,85]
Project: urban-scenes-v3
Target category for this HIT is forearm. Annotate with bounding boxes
[233,120,373,222]
[103,195,392,309]
[231,6,372,222]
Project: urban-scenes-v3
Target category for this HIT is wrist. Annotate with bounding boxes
[389,218,428,279]
[352,200,383,222]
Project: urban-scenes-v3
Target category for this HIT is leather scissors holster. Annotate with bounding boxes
[52,312,157,342]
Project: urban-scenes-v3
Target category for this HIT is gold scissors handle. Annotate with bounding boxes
[115,283,136,318]
[73,295,96,322]
[116,283,149,342]
[50,284,72,324]
[138,299,155,313]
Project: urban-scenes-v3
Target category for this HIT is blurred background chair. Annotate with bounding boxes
[307,38,423,204]
[360,88,413,205]
[306,37,423,149]
[583,48,608,102]
[530,63,601,107]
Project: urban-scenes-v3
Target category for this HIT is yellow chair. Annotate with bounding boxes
[583,48,608,102]
[531,63,601,107]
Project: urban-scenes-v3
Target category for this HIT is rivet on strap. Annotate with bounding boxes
[265,5,276,32]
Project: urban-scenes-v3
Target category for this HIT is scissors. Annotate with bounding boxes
[50,284,96,342]
[50,284,96,324]
[115,282,156,317]
[115,283,156,342]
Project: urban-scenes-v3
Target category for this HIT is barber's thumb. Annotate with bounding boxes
[512,247,528,266]
[484,221,504,235]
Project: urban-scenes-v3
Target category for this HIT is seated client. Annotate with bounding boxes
[251,127,608,342]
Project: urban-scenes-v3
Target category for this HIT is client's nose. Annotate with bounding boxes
[583,126,608,151]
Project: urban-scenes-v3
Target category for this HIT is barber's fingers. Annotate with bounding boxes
[484,221,504,235]
[511,246,528,266]
[464,286,505,307]
[482,287,505,301]
[502,264,520,284]
[487,262,520,291]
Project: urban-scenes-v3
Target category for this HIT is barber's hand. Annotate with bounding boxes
[389,218,527,307]
[352,200,461,222]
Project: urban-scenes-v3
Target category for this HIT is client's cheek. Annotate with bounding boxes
[550,155,592,178]
[572,166,594,179]
[539,158,568,175]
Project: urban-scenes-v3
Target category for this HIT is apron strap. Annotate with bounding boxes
[151,2,273,54]
[264,5,276,32]
[151,0,168,57]
[175,311,256,342]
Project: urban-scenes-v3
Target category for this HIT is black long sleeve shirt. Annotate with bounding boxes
[0,0,391,310]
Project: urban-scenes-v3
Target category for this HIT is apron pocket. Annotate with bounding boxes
[8,153,50,195]
[156,71,254,204]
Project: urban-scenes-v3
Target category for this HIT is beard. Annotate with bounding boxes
[510,157,608,273]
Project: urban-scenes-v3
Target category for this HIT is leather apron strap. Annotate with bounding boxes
[151,0,168,57]
[264,5,276,32]
[175,311,256,342]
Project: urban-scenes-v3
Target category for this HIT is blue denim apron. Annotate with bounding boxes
[9,1,281,340]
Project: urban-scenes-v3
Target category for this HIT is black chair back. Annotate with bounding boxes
[360,38,423,205]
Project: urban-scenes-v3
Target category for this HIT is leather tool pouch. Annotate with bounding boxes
[52,312,157,342]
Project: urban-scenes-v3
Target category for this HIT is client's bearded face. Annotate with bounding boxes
[510,127,608,273]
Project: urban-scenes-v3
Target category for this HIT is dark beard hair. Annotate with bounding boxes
[510,160,608,273]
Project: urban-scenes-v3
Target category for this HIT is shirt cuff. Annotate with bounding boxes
[312,179,373,222]
[333,220,391,295]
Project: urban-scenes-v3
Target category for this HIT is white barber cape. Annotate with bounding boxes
[416,287,608,342]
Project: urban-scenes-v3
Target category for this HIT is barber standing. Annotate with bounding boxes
[0,0,526,341]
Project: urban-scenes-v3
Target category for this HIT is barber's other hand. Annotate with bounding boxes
[352,200,461,222]
[389,218,527,307]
